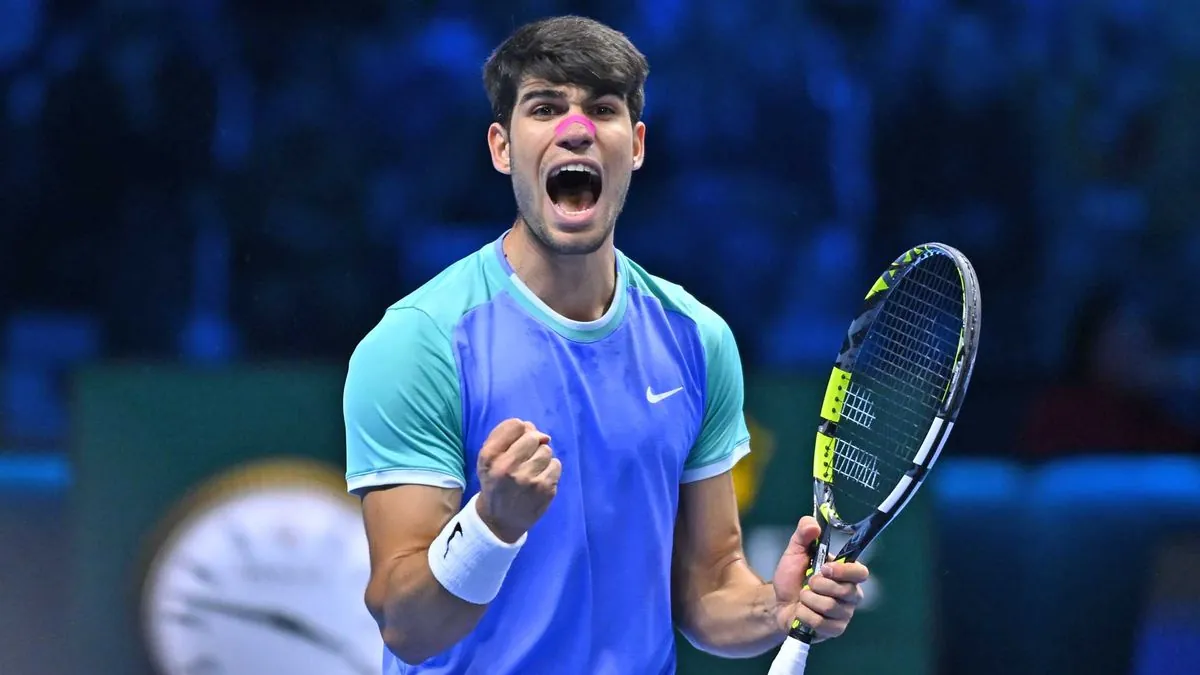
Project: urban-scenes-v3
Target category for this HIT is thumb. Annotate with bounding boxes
[522,421,552,445]
[784,515,822,557]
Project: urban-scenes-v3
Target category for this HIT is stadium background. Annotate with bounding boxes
[1,0,1199,673]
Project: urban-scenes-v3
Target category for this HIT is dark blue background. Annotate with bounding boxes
[1,0,1198,673]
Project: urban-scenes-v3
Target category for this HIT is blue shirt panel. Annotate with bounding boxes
[396,285,706,674]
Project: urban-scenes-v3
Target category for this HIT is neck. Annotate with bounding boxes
[503,221,617,323]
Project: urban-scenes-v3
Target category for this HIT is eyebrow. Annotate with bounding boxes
[518,89,568,105]
[518,88,623,106]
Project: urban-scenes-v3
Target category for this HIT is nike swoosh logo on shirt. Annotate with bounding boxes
[646,386,684,404]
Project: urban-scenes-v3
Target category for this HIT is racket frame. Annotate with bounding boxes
[787,242,981,644]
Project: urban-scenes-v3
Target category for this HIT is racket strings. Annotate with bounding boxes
[831,438,880,490]
[839,382,876,428]
[831,255,963,521]
[866,257,961,438]
[883,294,961,386]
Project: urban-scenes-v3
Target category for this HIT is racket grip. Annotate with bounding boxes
[766,636,809,675]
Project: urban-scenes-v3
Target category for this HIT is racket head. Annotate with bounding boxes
[811,242,981,558]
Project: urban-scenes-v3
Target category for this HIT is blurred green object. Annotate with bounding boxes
[70,364,347,675]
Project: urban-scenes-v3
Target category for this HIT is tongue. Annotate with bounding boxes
[556,188,596,214]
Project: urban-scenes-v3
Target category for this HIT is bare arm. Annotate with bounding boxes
[671,471,785,658]
[361,484,484,665]
[358,419,558,666]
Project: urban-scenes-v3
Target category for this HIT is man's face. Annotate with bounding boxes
[488,79,646,255]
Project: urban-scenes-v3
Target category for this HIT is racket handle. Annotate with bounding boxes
[767,636,810,675]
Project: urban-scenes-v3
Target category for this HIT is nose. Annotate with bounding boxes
[554,114,596,151]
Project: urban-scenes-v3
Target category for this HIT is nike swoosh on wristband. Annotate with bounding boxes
[444,521,464,558]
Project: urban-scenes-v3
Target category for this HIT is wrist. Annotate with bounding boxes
[767,583,791,637]
[427,493,526,605]
[474,494,526,544]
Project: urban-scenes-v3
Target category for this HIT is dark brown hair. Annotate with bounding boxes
[483,16,650,128]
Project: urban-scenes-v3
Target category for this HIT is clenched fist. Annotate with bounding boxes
[475,419,562,543]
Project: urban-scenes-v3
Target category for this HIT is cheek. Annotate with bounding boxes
[607,139,636,172]
[504,147,533,181]
[509,160,542,202]
[509,138,547,178]
[612,131,640,166]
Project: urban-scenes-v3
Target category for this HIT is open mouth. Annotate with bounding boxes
[546,163,603,215]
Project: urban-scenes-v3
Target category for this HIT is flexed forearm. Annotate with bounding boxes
[367,544,489,665]
[676,559,785,658]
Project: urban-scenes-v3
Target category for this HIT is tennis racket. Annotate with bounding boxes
[767,242,981,674]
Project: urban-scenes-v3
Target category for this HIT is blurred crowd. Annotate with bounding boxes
[1,0,1198,450]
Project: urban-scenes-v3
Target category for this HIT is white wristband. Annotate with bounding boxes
[427,493,526,605]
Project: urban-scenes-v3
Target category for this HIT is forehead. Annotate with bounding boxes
[516,78,623,101]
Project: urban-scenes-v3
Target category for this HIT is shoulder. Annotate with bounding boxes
[348,241,506,380]
[620,252,736,356]
[387,243,505,337]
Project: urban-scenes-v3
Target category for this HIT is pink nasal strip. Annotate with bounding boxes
[555,114,596,137]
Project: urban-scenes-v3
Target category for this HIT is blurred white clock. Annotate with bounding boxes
[139,458,383,675]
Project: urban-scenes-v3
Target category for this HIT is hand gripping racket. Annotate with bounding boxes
[767,243,981,674]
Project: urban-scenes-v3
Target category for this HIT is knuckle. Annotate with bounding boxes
[805,589,837,614]
[492,419,518,437]
[800,589,819,608]
[492,457,515,477]
[833,582,856,600]
[493,419,526,442]
[479,459,496,477]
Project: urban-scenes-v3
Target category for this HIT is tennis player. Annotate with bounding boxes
[344,15,869,674]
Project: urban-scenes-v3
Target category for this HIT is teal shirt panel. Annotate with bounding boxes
[623,258,753,481]
[342,250,504,494]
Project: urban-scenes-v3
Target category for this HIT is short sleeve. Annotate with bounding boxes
[681,317,752,483]
[343,307,466,495]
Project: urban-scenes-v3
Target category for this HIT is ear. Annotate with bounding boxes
[488,122,511,175]
[631,121,646,171]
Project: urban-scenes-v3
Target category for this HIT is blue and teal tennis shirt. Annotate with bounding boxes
[344,232,752,674]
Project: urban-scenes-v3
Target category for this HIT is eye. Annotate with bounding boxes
[532,104,556,117]
[594,105,617,116]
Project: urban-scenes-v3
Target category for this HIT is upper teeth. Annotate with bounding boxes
[551,163,599,177]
